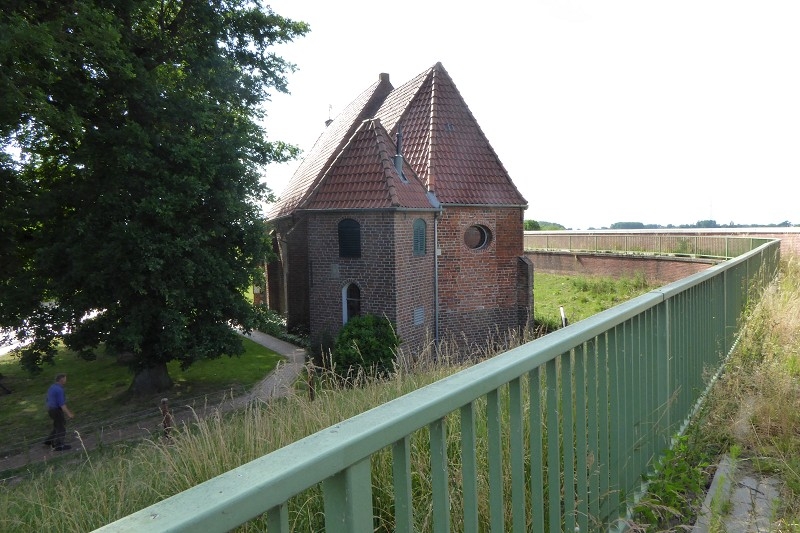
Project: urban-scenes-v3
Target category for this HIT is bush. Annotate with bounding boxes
[252,305,308,347]
[332,314,400,379]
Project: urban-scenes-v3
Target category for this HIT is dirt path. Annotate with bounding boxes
[0,332,306,478]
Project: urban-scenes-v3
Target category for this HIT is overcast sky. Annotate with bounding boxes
[260,0,799,229]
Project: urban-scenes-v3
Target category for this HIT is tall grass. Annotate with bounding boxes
[698,257,800,528]
[5,265,790,532]
[2,332,557,531]
[534,271,656,330]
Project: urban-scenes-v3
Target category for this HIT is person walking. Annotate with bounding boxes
[44,373,74,451]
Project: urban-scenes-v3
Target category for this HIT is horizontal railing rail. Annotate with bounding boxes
[524,232,773,260]
[96,239,781,532]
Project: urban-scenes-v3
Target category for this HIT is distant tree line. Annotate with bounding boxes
[524,220,566,231]
[524,220,795,231]
[608,220,795,230]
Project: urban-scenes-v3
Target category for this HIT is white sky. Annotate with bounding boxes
[260,0,799,230]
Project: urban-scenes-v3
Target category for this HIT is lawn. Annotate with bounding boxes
[533,271,656,328]
[0,336,283,453]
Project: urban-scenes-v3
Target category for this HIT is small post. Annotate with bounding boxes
[160,398,173,440]
[307,365,316,402]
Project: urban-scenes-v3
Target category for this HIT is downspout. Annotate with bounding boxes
[425,191,442,347]
[434,211,440,344]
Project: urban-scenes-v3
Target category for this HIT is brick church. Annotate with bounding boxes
[262,62,532,355]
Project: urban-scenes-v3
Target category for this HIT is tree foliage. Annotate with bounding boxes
[0,0,308,393]
[523,219,540,231]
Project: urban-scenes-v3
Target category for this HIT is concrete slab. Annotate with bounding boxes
[693,454,780,533]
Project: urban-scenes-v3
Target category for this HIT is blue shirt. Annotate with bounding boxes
[46,383,66,410]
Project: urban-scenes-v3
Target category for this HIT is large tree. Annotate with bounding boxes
[0,0,308,394]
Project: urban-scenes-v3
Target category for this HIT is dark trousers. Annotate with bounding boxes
[47,408,66,446]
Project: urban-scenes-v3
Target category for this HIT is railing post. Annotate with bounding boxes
[160,398,173,440]
[323,458,373,533]
[392,437,414,532]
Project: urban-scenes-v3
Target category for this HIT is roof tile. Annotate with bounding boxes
[304,120,431,210]
[268,63,526,219]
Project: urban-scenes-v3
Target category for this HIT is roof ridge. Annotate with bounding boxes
[267,75,393,219]
[428,64,439,194]
[372,119,401,207]
[374,65,434,136]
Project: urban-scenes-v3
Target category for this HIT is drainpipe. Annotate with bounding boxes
[434,209,441,345]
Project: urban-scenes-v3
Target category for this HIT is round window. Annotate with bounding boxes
[464,225,491,249]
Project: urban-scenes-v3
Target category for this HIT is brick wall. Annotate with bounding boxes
[525,228,800,284]
[437,206,528,347]
[393,212,436,352]
[526,251,716,285]
[307,211,438,354]
[307,212,386,351]
[267,217,311,333]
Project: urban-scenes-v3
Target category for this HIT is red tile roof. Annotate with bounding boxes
[268,63,526,220]
[304,119,431,210]
[267,74,393,219]
[376,63,526,206]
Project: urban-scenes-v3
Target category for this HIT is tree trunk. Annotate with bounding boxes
[129,362,173,396]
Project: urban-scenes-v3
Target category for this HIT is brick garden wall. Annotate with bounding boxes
[527,251,716,285]
[525,229,800,284]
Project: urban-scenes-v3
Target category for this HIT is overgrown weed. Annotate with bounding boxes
[696,257,800,528]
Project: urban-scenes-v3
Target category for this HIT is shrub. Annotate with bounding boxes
[332,314,400,379]
[252,305,308,347]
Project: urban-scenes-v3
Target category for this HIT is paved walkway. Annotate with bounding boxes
[239,331,307,402]
[693,454,781,533]
[0,332,306,477]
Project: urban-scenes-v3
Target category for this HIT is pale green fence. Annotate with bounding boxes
[524,232,773,259]
[96,240,780,532]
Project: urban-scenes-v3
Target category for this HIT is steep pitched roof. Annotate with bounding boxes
[303,119,431,210]
[267,63,526,220]
[267,74,393,219]
[375,63,526,206]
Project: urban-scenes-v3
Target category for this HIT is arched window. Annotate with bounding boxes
[342,283,361,324]
[338,218,361,258]
[413,218,426,255]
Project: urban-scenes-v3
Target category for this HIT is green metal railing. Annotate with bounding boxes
[96,239,780,532]
[524,232,773,259]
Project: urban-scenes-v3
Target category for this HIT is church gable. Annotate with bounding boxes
[303,119,431,211]
[374,63,527,207]
[268,74,393,220]
[269,63,527,221]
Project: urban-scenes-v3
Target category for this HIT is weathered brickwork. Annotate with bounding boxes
[525,229,800,284]
[392,212,437,351]
[436,206,529,347]
[526,251,716,285]
[305,211,437,353]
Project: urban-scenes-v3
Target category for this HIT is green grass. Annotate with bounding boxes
[0,336,282,453]
[696,257,800,529]
[534,271,655,328]
[0,272,665,531]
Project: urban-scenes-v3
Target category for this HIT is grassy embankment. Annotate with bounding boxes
[0,337,283,456]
